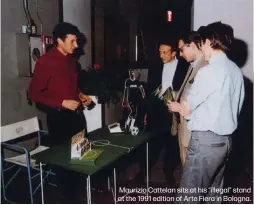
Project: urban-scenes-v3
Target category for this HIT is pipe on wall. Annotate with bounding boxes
[35,0,43,35]
[23,0,32,25]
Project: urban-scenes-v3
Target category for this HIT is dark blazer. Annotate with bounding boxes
[146,57,189,134]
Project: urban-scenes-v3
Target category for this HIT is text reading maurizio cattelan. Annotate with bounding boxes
[117,187,252,203]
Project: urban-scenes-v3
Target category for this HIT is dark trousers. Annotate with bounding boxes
[43,108,87,203]
[177,131,232,204]
[46,108,86,146]
[138,97,180,184]
[138,131,180,184]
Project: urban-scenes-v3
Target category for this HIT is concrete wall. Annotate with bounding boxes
[1,0,137,128]
[63,0,92,69]
[1,0,59,126]
[193,0,253,82]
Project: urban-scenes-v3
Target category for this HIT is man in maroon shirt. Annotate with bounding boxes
[29,22,88,146]
[28,22,87,203]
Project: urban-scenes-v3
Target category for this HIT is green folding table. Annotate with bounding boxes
[33,128,151,203]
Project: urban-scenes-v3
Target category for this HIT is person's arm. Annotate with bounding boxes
[28,59,65,108]
[29,58,80,111]
[167,100,181,113]
[167,66,219,118]
[167,99,193,118]
[238,77,245,114]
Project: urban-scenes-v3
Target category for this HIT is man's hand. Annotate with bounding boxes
[62,100,79,111]
[81,101,90,107]
[79,93,92,107]
[179,100,192,117]
[167,100,192,117]
[167,100,181,113]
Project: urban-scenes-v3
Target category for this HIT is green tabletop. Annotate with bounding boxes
[33,128,151,175]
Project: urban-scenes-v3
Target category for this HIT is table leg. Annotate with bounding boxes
[86,175,91,204]
[86,177,89,203]
[108,176,111,191]
[110,142,149,203]
[114,168,117,203]
[40,162,44,204]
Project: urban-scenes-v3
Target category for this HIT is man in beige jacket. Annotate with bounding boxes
[168,30,207,166]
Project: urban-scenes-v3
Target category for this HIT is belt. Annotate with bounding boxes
[48,107,71,113]
[56,108,67,112]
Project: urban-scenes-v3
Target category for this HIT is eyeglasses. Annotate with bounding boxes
[179,44,190,53]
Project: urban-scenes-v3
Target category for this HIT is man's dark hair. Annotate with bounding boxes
[73,32,87,59]
[158,36,178,52]
[52,22,80,45]
[179,30,203,49]
[197,26,206,33]
[199,21,234,51]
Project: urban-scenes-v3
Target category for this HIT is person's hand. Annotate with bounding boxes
[179,100,192,117]
[79,93,92,107]
[62,100,80,111]
[81,101,90,107]
[167,100,181,113]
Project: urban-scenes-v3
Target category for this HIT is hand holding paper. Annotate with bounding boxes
[167,100,181,113]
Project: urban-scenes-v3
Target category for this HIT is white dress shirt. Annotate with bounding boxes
[160,58,178,97]
[185,52,245,135]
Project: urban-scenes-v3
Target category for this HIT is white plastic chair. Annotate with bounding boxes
[1,117,52,203]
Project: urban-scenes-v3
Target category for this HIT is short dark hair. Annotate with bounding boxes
[52,22,80,45]
[179,30,202,48]
[197,26,206,33]
[73,32,87,58]
[158,36,178,52]
[199,21,234,51]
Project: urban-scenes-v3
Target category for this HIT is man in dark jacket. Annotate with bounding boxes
[135,37,189,186]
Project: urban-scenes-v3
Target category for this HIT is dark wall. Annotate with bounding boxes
[136,0,193,63]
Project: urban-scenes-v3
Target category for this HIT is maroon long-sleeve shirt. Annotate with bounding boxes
[28,47,80,109]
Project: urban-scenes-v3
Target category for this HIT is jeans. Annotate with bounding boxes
[177,131,232,204]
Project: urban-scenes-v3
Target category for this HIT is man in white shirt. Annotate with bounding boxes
[169,22,245,203]
[136,38,189,186]
[159,44,178,97]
